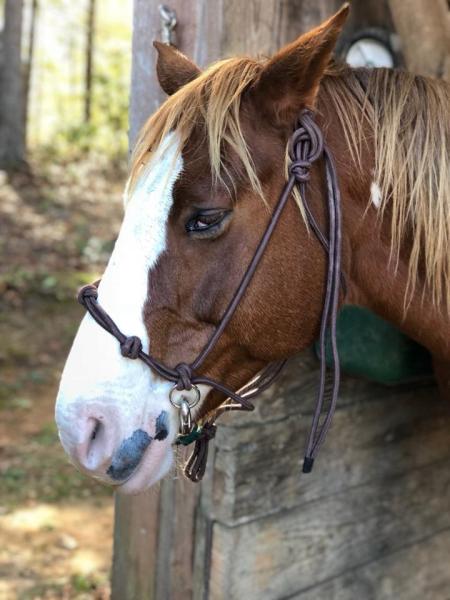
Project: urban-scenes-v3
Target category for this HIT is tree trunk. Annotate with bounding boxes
[23,0,38,145]
[388,0,450,79]
[0,0,25,169]
[84,0,96,123]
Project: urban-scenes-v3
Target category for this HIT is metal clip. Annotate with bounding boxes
[159,4,177,45]
[179,399,192,435]
[169,384,201,435]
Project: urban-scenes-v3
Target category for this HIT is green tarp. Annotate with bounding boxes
[321,306,433,385]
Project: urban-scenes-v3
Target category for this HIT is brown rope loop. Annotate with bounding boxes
[175,362,193,391]
[184,422,217,482]
[120,336,142,359]
[289,111,323,162]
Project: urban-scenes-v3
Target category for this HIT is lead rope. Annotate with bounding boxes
[292,113,342,472]
[77,109,342,482]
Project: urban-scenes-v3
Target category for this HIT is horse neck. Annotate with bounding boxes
[315,79,450,363]
[344,213,450,362]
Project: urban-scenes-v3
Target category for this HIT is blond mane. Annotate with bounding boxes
[130,57,450,312]
[321,67,450,311]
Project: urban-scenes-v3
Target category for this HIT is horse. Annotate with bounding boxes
[55,5,450,494]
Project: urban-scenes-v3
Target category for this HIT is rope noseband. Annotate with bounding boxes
[78,109,342,482]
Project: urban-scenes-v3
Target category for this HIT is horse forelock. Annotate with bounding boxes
[128,56,265,201]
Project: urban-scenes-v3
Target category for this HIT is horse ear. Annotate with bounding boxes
[251,4,349,124]
[154,41,201,95]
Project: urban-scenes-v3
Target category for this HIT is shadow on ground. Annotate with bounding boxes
[0,156,126,599]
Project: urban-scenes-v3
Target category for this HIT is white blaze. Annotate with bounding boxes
[55,132,182,484]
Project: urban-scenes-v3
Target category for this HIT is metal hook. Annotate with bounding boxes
[179,399,192,435]
[159,4,177,45]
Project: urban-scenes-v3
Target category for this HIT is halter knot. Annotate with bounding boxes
[289,111,324,172]
[78,284,98,306]
[175,362,193,391]
[289,159,312,182]
[120,335,142,359]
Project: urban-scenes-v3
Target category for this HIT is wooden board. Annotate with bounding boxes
[294,530,450,600]
[112,491,159,600]
[112,4,201,597]
[207,451,450,598]
[193,358,450,599]
[209,370,448,524]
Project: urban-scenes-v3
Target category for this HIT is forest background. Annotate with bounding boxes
[0,1,131,598]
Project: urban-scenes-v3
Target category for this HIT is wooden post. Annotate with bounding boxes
[388,0,450,79]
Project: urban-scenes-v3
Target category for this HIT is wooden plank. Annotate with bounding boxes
[129,0,202,147]
[221,0,285,56]
[195,0,313,62]
[208,458,450,599]
[111,491,159,600]
[205,368,449,524]
[112,452,200,600]
[128,0,164,147]
[169,475,200,600]
[294,529,450,600]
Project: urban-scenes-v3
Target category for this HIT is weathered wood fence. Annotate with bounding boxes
[111,1,450,598]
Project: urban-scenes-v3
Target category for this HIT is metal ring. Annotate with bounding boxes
[169,384,201,409]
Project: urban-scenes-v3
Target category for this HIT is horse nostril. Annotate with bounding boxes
[91,421,100,441]
[75,416,112,472]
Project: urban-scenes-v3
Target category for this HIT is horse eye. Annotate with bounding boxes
[185,209,231,238]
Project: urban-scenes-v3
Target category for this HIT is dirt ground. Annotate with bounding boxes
[0,156,126,599]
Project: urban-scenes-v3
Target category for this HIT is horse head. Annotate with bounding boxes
[55,6,355,493]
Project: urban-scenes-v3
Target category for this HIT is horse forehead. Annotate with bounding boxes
[126,130,183,213]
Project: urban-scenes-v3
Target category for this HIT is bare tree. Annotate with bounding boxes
[0,0,25,169]
[23,0,38,141]
[84,0,96,123]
